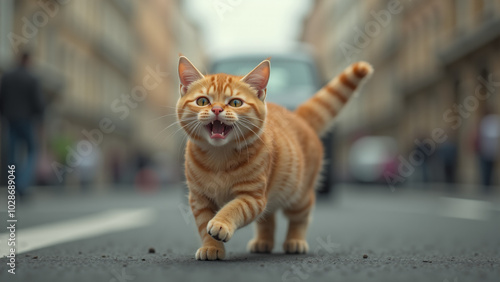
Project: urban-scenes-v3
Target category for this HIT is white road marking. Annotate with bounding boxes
[0,208,155,257]
[439,197,492,221]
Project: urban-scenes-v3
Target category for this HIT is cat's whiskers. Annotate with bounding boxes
[154,116,198,140]
[159,105,198,112]
[155,121,181,140]
[176,129,191,163]
[148,107,199,120]
[189,121,204,137]
[239,115,264,122]
[147,113,182,123]
[234,123,250,163]
[238,116,265,127]
[146,107,199,126]
[158,106,202,119]
[160,118,200,144]
[236,119,268,150]
[184,119,203,137]
[158,105,178,109]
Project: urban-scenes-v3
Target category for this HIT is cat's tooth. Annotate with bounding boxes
[211,131,214,135]
[211,121,214,125]
[222,132,225,136]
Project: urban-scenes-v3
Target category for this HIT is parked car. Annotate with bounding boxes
[209,49,336,194]
[348,136,399,183]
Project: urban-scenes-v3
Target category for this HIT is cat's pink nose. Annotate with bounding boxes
[212,106,223,115]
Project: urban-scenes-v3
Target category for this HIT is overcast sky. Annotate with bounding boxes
[184,0,313,53]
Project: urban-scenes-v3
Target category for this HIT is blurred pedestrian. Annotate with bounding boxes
[475,108,500,192]
[414,133,431,184]
[78,139,101,190]
[0,52,44,197]
[49,130,74,185]
[439,136,458,191]
[108,149,123,185]
[134,151,159,192]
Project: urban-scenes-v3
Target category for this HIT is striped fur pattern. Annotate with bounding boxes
[296,62,374,135]
[176,56,373,260]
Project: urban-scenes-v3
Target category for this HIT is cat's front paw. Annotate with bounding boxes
[195,245,225,260]
[247,238,274,253]
[207,219,235,242]
[283,239,309,254]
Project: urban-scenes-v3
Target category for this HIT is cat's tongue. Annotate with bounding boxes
[212,121,224,134]
[208,120,232,139]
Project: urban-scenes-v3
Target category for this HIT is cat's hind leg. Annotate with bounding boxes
[247,212,275,253]
[282,190,315,254]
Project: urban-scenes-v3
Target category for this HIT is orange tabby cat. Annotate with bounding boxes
[176,56,373,260]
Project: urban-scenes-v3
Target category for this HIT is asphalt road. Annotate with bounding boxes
[0,184,499,282]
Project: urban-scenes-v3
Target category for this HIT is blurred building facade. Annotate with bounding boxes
[134,0,205,185]
[0,0,204,189]
[303,0,500,190]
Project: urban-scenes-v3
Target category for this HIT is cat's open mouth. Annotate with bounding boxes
[206,120,233,139]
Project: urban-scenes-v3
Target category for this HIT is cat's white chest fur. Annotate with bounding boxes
[198,171,234,207]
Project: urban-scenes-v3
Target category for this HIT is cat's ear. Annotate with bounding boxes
[178,56,204,96]
[241,59,270,101]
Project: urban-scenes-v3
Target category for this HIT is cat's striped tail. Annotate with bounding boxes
[295,61,374,136]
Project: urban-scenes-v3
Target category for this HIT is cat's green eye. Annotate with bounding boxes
[229,99,243,107]
[196,97,210,106]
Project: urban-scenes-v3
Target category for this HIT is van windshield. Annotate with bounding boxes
[211,58,318,109]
